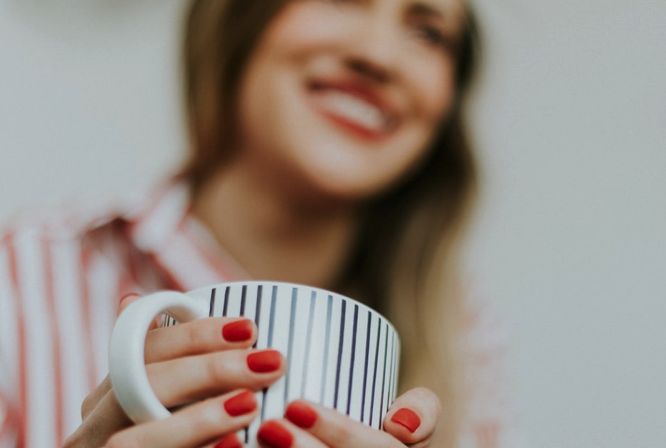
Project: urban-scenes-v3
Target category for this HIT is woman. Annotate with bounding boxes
[0,0,507,447]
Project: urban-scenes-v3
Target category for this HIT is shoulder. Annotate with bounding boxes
[0,182,158,251]
[0,197,135,289]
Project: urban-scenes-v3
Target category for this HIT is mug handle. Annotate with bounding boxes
[109,291,209,423]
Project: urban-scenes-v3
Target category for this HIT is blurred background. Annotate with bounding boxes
[1,1,664,447]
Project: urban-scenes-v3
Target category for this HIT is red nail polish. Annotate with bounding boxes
[247,350,282,373]
[224,390,257,416]
[257,421,293,448]
[391,408,421,433]
[285,401,318,429]
[222,319,254,342]
[213,433,243,448]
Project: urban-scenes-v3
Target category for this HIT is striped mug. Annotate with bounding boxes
[109,281,400,447]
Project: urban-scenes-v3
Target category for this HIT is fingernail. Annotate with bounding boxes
[285,401,318,429]
[119,292,140,306]
[222,319,254,342]
[214,433,243,448]
[247,349,282,373]
[224,390,257,416]
[391,408,421,433]
[257,421,293,448]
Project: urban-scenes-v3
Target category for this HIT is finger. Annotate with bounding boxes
[81,375,112,419]
[78,349,284,444]
[69,388,132,447]
[283,400,402,448]
[257,419,327,448]
[201,433,244,448]
[117,292,141,315]
[88,314,257,417]
[118,292,163,331]
[84,292,143,418]
[147,349,285,407]
[103,389,258,448]
[144,317,257,363]
[382,387,441,445]
[82,294,166,418]
[82,294,158,418]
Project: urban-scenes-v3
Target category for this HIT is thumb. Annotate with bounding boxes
[383,387,441,446]
[117,292,141,316]
[117,292,163,330]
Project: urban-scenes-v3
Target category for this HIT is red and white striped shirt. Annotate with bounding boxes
[0,182,517,447]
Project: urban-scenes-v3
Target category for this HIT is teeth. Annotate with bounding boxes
[316,91,387,132]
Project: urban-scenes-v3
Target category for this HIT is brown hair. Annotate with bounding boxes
[181,2,481,445]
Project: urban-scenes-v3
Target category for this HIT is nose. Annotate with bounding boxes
[343,15,401,84]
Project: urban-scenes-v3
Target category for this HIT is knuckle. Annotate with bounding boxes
[410,387,442,414]
[329,418,354,444]
[339,424,354,441]
[188,404,224,434]
[80,394,94,419]
[205,353,232,384]
[80,379,109,419]
[186,320,212,349]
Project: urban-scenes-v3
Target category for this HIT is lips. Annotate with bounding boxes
[307,79,400,141]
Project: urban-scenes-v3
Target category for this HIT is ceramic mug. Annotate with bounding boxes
[109,281,400,446]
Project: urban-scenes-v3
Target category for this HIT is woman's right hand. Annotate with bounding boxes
[64,295,286,448]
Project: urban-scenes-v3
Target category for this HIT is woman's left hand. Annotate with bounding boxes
[257,387,441,447]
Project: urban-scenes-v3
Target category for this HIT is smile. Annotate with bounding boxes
[307,80,400,142]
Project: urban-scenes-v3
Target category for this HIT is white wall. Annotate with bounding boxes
[1,1,664,447]
[0,0,186,215]
[467,1,666,447]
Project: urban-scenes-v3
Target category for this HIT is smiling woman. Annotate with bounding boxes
[183,1,485,445]
[183,0,470,201]
[0,1,511,448]
[183,1,481,441]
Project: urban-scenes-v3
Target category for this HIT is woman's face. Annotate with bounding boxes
[237,0,465,202]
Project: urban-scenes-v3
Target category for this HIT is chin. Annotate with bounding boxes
[295,138,427,204]
[296,159,400,204]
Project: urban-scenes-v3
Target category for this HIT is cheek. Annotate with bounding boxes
[262,2,353,58]
[408,57,457,126]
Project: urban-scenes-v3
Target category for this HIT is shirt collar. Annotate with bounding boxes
[122,181,250,291]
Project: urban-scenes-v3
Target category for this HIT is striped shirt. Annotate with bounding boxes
[0,182,517,447]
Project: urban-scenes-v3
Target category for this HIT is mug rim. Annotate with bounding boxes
[185,280,400,338]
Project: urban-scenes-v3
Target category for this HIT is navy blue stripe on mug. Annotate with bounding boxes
[160,282,399,443]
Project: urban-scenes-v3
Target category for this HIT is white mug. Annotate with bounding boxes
[109,281,400,446]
